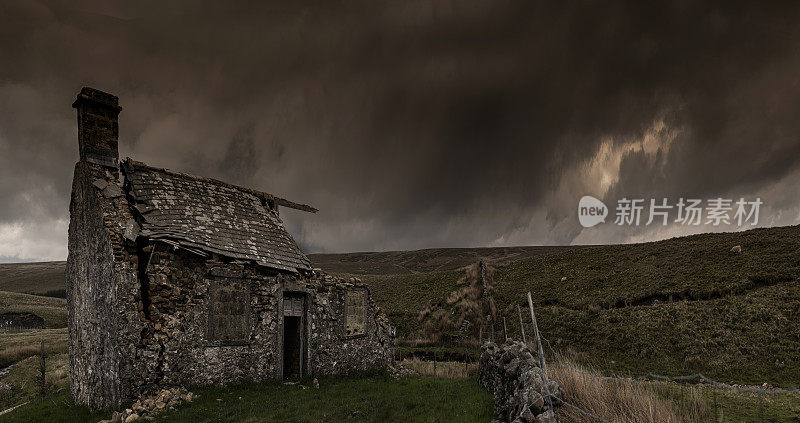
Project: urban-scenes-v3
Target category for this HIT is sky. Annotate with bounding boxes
[0,1,799,262]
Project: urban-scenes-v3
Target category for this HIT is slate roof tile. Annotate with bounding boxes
[122,159,312,273]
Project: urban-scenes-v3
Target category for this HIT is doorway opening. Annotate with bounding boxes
[282,293,305,380]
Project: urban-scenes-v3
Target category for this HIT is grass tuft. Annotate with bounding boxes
[550,354,708,422]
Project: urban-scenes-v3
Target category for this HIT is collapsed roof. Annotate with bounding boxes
[122,159,314,273]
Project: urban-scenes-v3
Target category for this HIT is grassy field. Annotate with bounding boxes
[309,246,580,275]
[361,270,465,341]
[3,372,494,423]
[491,225,800,309]
[0,352,71,412]
[2,348,797,422]
[0,291,67,329]
[531,281,800,386]
[315,225,800,388]
[487,226,800,386]
[548,354,800,423]
[0,328,68,369]
[1,225,799,420]
[699,386,800,423]
[0,262,65,297]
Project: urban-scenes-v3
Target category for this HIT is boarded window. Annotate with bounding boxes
[284,294,304,317]
[345,290,366,336]
[209,278,250,344]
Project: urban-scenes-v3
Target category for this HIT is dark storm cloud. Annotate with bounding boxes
[0,0,799,260]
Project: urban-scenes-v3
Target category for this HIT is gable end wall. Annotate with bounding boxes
[66,161,140,409]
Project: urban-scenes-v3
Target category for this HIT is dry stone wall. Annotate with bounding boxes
[0,312,44,330]
[478,341,562,423]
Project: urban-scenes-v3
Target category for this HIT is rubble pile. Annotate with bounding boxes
[101,387,195,423]
[478,341,561,423]
[387,362,419,378]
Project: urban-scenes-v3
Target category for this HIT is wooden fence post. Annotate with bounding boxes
[527,292,554,423]
[517,305,527,345]
[681,384,685,412]
[712,385,717,422]
[503,317,508,342]
[39,340,46,398]
[527,292,547,374]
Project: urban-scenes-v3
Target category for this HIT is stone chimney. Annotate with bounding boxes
[72,87,122,167]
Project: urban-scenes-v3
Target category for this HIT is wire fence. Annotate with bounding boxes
[537,329,799,422]
[554,396,610,423]
[475,317,800,395]
[443,292,800,422]
[535,331,800,396]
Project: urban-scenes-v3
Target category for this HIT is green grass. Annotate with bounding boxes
[4,374,494,423]
[0,332,795,422]
[0,291,67,329]
[596,376,800,422]
[694,385,800,423]
[0,328,68,369]
[396,344,480,362]
[0,262,65,296]
[328,225,800,388]
[309,246,573,275]
[3,356,796,422]
[361,270,464,339]
[2,226,799,419]
[0,390,109,423]
[0,351,71,411]
[528,282,800,387]
[488,226,800,387]
[492,225,800,310]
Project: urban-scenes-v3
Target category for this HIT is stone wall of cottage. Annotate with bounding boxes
[67,160,139,409]
[308,277,395,375]
[127,250,280,393]
[111,242,394,408]
[69,161,395,410]
[125,248,395,397]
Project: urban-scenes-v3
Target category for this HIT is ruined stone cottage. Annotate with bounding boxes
[66,87,395,409]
